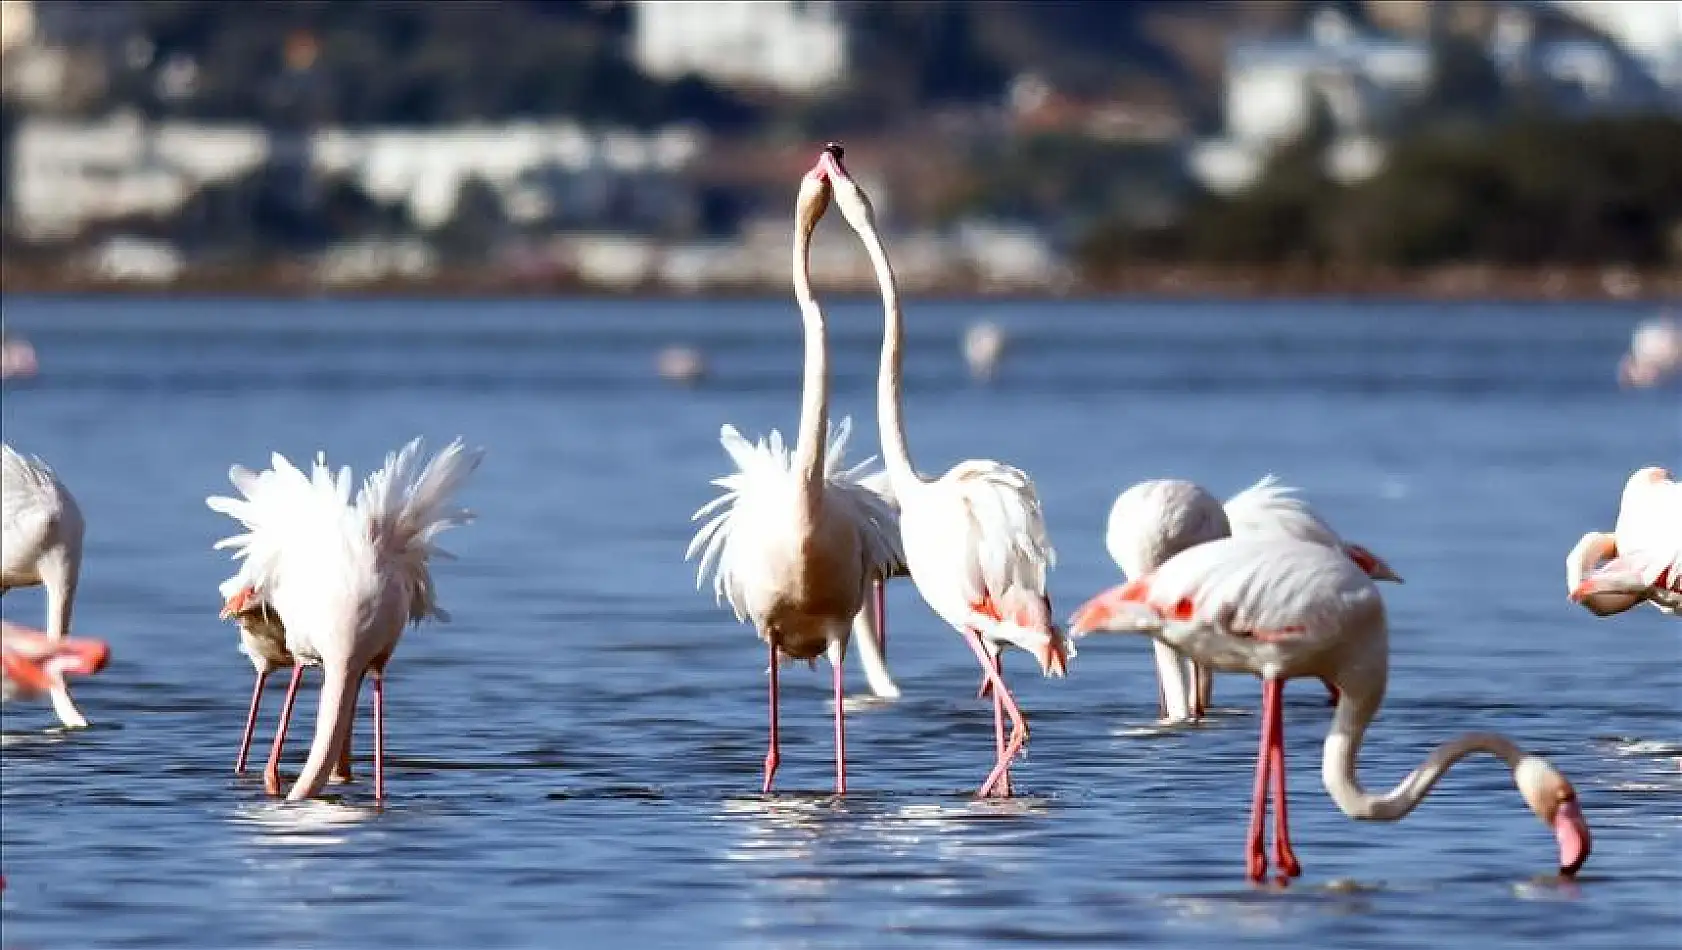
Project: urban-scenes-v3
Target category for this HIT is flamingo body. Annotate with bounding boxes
[1568,467,1682,616]
[1071,536,1592,881]
[1,444,91,728]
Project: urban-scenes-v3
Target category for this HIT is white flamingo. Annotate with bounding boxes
[1,444,92,728]
[1,620,108,706]
[1568,466,1681,616]
[219,581,357,788]
[1618,315,1681,389]
[1070,536,1592,882]
[817,143,1068,798]
[1103,475,1402,722]
[208,437,482,801]
[686,165,903,795]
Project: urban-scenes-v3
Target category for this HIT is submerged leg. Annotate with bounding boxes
[830,643,847,795]
[372,664,386,801]
[264,665,306,796]
[989,651,1013,797]
[1266,679,1301,877]
[1246,677,1277,882]
[235,668,272,774]
[762,643,780,795]
[963,632,1026,798]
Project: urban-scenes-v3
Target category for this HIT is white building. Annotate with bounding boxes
[1189,9,1434,195]
[1549,0,1682,89]
[631,0,847,94]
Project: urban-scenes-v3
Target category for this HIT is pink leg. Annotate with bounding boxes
[762,643,780,795]
[989,652,1013,797]
[963,633,1026,797]
[235,668,271,774]
[832,653,847,795]
[264,665,305,796]
[873,578,887,658]
[332,671,362,784]
[1267,680,1301,877]
[1246,678,1276,882]
[372,664,385,801]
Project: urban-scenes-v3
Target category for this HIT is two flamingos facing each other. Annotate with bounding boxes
[1069,536,1592,882]
[2,444,95,729]
[1567,466,1681,617]
[818,143,1070,797]
[208,437,483,801]
[687,159,904,795]
[1104,475,1402,724]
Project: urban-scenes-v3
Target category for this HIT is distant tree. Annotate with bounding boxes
[432,176,508,259]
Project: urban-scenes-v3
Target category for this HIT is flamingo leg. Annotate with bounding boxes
[264,665,305,796]
[372,664,385,802]
[235,668,271,774]
[963,632,1026,798]
[873,577,886,658]
[1246,677,1277,882]
[762,643,780,795]
[989,652,1013,797]
[1267,679,1301,877]
[832,652,847,796]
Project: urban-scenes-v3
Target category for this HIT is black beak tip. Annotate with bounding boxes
[822,142,844,160]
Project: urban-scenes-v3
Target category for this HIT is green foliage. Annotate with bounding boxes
[1085,116,1682,269]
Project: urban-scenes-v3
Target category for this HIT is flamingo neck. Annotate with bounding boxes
[286,659,360,801]
[1564,531,1616,592]
[844,197,920,495]
[43,550,79,641]
[1320,676,1526,822]
[790,196,829,521]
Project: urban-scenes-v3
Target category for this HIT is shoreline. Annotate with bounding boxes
[2,261,1679,303]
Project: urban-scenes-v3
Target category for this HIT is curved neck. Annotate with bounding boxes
[842,198,920,493]
[1565,531,1616,591]
[790,198,829,517]
[1321,678,1527,822]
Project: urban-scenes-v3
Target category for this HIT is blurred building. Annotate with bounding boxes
[1189,9,1433,195]
[1549,0,1682,89]
[631,0,847,94]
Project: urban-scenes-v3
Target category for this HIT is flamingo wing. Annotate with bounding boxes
[1223,475,1342,548]
[1609,472,1682,608]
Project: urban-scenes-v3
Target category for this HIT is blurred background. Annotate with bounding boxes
[0,0,1679,298]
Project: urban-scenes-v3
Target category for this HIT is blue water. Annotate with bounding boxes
[0,296,1677,950]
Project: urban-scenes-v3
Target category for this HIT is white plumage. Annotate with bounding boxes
[1568,466,1682,616]
[207,436,481,801]
[1,443,91,727]
[687,417,904,633]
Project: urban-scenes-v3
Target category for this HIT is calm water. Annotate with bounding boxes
[1,296,1678,950]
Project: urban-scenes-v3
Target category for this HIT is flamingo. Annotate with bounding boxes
[1099,475,1403,723]
[1568,466,1681,616]
[219,580,357,788]
[1069,536,1592,882]
[208,437,482,801]
[686,164,904,795]
[1,620,109,706]
[962,321,1006,383]
[1103,479,1230,723]
[815,142,1069,798]
[1618,314,1680,389]
[2,444,92,728]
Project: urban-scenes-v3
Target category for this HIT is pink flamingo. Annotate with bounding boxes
[1070,536,1592,882]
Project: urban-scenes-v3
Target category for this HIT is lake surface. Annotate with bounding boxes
[1,296,1678,950]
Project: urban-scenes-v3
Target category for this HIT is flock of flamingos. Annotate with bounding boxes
[3,144,1678,887]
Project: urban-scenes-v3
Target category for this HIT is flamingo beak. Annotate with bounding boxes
[1346,544,1403,584]
[813,142,846,182]
[1553,798,1592,876]
[1068,580,1152,637]
[48,637,111,679]
[1567,580,1594,603]
[220,586,254,620]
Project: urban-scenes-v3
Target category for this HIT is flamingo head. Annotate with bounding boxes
[807,141,878,234]
[1344,544,1403,584]
[796,153,833,232]
[1067,579,1163,638]
[1030,627,1071,678]
[1515,756,1592,877]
